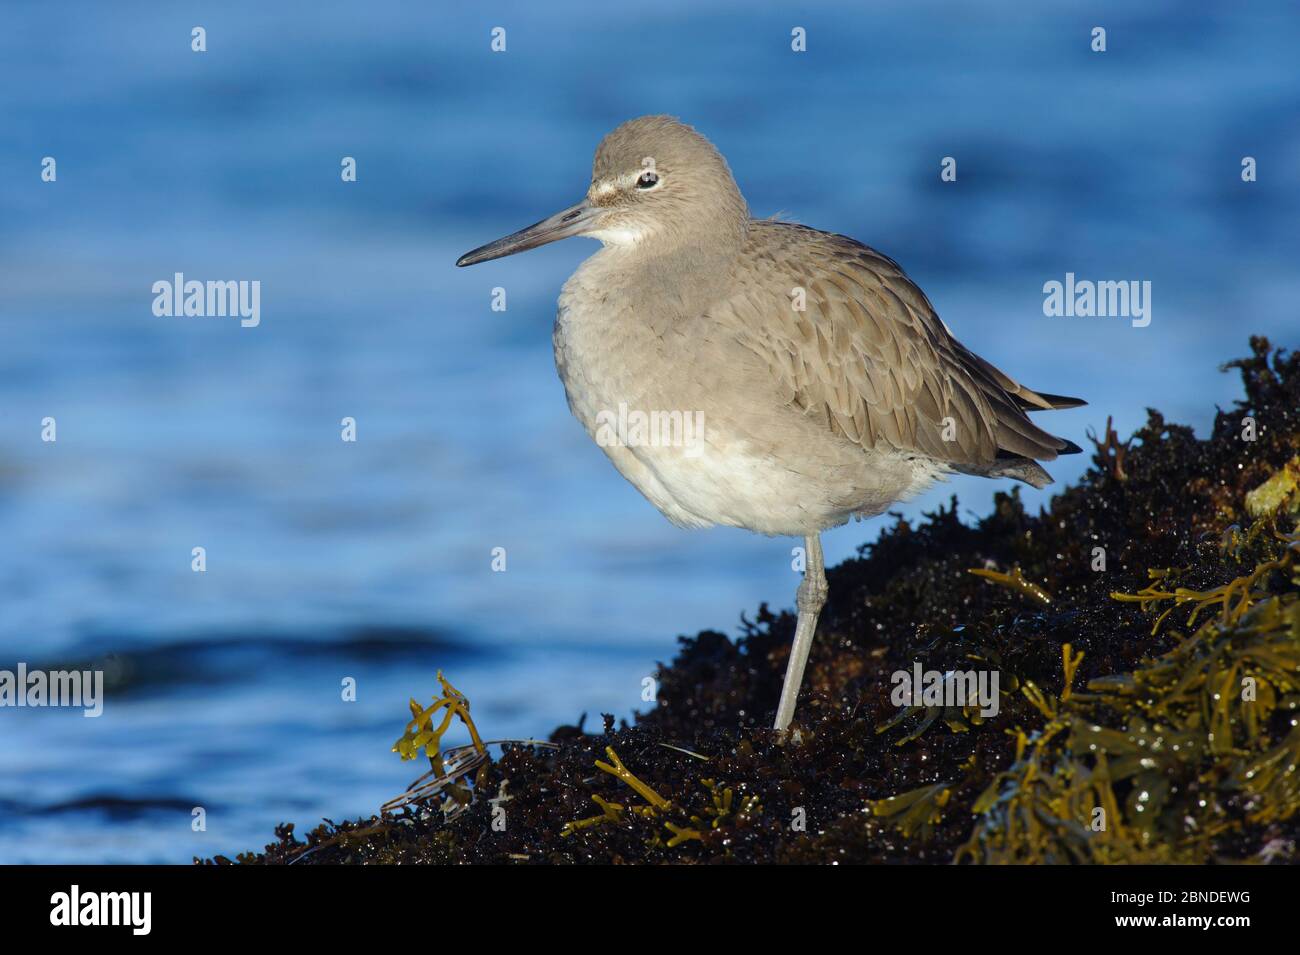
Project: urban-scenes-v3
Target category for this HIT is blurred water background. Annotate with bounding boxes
[1,0,1297,861]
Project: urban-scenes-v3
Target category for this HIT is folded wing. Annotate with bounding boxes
[723,222,1082,485]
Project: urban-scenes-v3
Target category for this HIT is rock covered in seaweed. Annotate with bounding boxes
[216,337,1300,865]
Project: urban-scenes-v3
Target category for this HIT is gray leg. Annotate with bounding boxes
[773,533,827,733]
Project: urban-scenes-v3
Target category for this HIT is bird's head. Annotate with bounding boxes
[456,115,747,267]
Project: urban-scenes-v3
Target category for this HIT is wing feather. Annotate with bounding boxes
[724,222,1078,469]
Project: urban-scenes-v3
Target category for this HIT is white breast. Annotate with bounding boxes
[552,253,939,536]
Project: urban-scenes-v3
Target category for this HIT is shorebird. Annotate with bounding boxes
[457,116,1083,733]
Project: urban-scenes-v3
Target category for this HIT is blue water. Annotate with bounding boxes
[1,1,1297,862]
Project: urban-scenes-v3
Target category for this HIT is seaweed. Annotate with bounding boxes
[384,672,488,818]
[215,337,1300,865]
[967,565,1054,606]
[557,747,762,849]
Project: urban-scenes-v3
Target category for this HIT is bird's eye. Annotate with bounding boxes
[636,171,659,189]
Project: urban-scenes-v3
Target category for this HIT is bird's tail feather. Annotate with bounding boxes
[956,457,1055,489]
[1025,391,1087,411]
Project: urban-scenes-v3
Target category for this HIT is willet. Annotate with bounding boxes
[457,115,1084,733]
